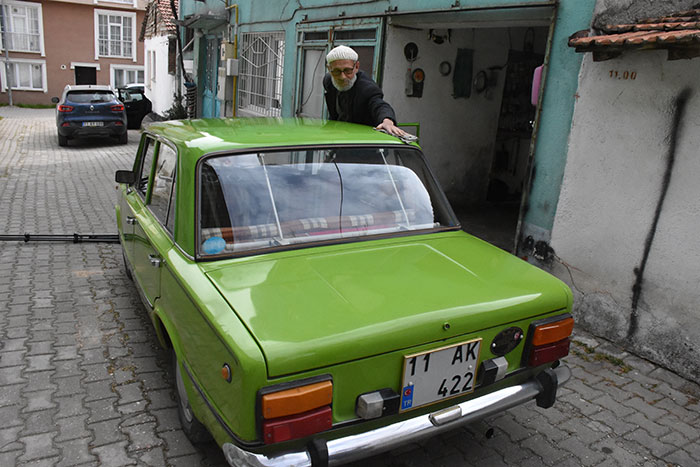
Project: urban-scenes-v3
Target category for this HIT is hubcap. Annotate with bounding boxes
[175,357,194,423]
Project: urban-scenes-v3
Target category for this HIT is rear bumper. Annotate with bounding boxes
[223,365,570,467]
[58,121,126,138]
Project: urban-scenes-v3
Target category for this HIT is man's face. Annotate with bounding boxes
[328,59,359,91]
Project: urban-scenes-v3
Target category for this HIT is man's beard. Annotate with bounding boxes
[332,74,357,92]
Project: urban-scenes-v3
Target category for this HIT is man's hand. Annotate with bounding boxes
[375,118,408,137]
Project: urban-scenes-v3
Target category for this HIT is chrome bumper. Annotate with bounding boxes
[223,365,570,467]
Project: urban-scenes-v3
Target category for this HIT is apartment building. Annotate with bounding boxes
[1,0,146,105]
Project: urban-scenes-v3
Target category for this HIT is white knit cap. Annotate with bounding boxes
[326,45,358,64]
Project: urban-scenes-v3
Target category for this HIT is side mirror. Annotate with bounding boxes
[51,97,59,104]
[115,170,136,184]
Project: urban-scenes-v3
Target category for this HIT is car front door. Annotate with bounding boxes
[130,140,178,308]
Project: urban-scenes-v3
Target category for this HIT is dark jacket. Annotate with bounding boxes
[323,71,397,127]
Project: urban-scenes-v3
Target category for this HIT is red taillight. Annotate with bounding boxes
[262,406,332,444]
[58,105,74,112]
[526,315,574,367]
[115,121,124,126]
[61,122,70,127]
[529,338,571,366]
[111,104,124,111]
[259,379,333,444]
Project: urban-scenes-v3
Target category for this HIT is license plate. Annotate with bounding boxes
[82,121,103,127]
[400,338,482,411]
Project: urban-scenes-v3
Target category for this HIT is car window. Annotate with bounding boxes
[150,144,177,231]
[66,90,116,103]
[199,147,457,255]
[137,137,157,198]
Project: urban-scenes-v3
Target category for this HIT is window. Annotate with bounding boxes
[237,31,284,117]
[199,147,456,255]
[150,144,177,230]
[1,59,46,91]
[0,1,43,53]
[95,9,136,60]
[137,137,156,197]
[111,65,144,88]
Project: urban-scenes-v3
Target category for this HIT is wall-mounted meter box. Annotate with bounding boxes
[226,59,239,76]
[221,42,235,60]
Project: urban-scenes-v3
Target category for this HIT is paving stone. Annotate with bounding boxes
[17,432,59,462]
[91,441,137,466]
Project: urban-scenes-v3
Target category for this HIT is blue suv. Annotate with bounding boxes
[51,85,128,146]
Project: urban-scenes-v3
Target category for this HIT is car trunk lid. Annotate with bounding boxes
[203,232,570,377]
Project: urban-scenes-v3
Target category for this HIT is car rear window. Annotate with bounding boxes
[66,91,116,103]
[199,147,457,255]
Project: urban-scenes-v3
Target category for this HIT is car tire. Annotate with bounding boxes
[173,349,212,444]
[58,134,68,147]
[118,132,128,145]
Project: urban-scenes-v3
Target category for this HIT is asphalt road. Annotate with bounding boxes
[0,107,698,467]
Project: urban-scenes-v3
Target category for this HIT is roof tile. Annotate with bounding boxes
[569,8,700,60]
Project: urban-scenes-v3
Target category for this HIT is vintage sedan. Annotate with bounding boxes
[115,118,574,466]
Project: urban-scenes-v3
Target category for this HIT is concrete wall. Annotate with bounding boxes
[551,48,700,382]
[145,36,178,114]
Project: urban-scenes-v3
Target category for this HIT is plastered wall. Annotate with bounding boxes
[551,49,700,382]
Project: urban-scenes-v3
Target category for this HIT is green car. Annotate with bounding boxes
[115,118,574,466]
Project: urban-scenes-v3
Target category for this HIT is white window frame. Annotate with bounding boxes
[94,9,137,62]
[0,0,45,55]
[237,31,285,117]
[93,0,137,7]
[110,63,144,88]
[70,62,101,71]
[0,58,47,92]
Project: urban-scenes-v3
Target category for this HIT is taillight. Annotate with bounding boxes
[58,105,74,112]
[525,315,574,367]
[111,104,125,111]
[259,379,332,444]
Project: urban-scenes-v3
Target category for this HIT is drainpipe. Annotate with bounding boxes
[1,0,14,106]
[225,2,237,117]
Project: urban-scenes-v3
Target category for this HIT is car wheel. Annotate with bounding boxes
[118,132,128,144]
[122,250,133,281]
[173,349,211,443]
[58,134,68,147]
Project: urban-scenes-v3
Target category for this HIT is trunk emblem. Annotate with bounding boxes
[90,105,94,111]
[491,327,524,356]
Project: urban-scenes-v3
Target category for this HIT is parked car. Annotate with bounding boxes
[117,86,152,129]
[51,85,127,146]
[115,118,574,466]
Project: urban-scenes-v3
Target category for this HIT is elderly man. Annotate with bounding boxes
[323,45,407,137]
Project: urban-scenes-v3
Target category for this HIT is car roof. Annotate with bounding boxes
[145,118,411,159]
[64,84,115,92]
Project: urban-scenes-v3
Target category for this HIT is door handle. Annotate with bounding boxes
[149,255,163,267]
[126,216,138,225]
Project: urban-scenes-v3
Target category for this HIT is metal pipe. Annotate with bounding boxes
[1,0,14,106]
[0,233,120,243]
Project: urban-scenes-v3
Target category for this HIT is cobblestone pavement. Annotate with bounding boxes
[0,108,699,467]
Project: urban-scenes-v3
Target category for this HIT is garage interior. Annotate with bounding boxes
[382,8,553,251]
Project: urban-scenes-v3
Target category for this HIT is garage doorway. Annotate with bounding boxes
[384,5,554,251]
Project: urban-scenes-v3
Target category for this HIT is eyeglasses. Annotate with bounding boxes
[328,64,356,77]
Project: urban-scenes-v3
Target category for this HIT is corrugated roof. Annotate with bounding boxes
[569,9,700,61]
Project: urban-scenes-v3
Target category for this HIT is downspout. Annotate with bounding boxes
[225,2,238,117]
[1,0,14,106]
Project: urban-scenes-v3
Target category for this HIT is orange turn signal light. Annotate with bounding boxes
[531,316,574,346]
[262,381,333,420]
